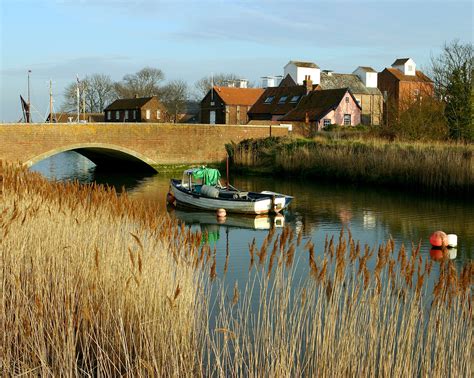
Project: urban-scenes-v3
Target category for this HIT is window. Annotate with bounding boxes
[210,101,215,106]
[210,111,216,124]
[124,110,129,120]
[408,65,413,71]
[107,111,111,120]
[146,109,151,120]
[355,98,361,106]
[264,96,274,104]
[289,95,300,103]
[157,110,161,120]
[345,96,349,103]
[115,111,120,120]
[323,119,331,127]
[343,114,351,126]
[278,96,288,104]
[133,110,137,119]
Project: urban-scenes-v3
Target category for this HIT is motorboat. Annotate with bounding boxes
[168,167,293,215]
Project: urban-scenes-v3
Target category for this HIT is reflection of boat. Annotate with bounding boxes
[170,208,285,230]
[169,168,293,215]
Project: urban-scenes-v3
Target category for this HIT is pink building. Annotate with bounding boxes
[280,88,361,132]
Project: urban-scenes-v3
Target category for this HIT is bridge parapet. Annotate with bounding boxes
[0,123,289,171]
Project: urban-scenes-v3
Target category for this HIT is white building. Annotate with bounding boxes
[353,66,378,88]
[391,58,416,76]
[283,61,320,85]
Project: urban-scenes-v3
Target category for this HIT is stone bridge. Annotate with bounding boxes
[0,123,288,172]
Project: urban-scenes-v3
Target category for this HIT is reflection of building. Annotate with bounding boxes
[363,210,376,229]
[104,96,167,123]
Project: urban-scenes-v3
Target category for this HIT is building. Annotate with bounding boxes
[280,88,362,133]
[45,112,104,123]
[283,60,321,85]
[378,58,434,113]
[200,86,264,125]
[104,96,167,123]
[318,67,383,125]
[247,75,312,121]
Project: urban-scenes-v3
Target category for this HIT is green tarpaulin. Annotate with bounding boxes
[192,167,221,186]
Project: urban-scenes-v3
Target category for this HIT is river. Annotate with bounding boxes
[31,151,473,284]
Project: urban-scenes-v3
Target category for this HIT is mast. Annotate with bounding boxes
[27,70,31,123]
[76,75,80,122]
[49,79,53,123]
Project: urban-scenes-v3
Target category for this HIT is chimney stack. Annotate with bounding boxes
[303,75,313,94]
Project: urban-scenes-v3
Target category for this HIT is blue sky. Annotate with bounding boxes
[0,0,472,122]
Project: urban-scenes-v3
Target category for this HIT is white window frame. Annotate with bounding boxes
[115,110,120,120]
[133,110,137,120]
[343,114,351,126]
[107,111,111,120]
[210,110,216,124]
[146,109,151,120]
[323,118,331,127]
[124,110,129,120]
[157,110,161,120]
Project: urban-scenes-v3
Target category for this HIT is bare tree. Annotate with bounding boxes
[61,74,116,113]
[114,67,164,99]
[193,73,253,100]
[430,40,473,140]
[160,80,189,123]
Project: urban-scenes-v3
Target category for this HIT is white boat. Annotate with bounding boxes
[169,168,293,215]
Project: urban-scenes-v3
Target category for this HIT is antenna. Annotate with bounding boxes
[49,79,53,123]
[27,70,32,123]
[76,75,80,123]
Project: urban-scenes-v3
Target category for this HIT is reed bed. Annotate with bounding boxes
[1,162,472,376]
[230,137,473,195]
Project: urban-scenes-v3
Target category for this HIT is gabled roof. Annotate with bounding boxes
[278,74,297,87]
[104,96,156,110]
[392,58,411,66]
[286,60,319,69]
[320,72,382,95]
[211,86,265,106]
[248,85,307,116]
[281,88,361,121]
[384,68,433,83]
[356,66,377,73]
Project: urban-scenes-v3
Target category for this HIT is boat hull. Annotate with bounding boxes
[171,180,290,215]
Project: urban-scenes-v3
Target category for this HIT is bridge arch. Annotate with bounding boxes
[25,143,158,173]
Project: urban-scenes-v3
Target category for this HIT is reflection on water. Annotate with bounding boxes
[31,152,473,277]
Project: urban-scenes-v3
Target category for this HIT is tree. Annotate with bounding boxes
[114,67,164,99]
[430,40,473,141]
[160,80,189,123]
[61,74,116,113]
[193,73,253,100]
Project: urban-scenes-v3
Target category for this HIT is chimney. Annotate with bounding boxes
[303,75,313,94]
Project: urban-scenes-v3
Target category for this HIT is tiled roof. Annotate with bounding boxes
[212,86,265,106]
[286,60,319,69]
[357,66,377,73]
[392,58,410,66]
[384,68,433,83]
[320,72,382,95]
[248,85,307,116]
[281,88,359,121]
[104,96,155,110]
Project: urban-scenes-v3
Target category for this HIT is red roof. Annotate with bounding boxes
[385,68,433,83]
[212,86,265,106]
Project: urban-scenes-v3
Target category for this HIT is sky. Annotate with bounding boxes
[0,0,472,122]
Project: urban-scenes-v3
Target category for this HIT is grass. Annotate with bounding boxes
[1,162,472,376]
[228,136,474,195]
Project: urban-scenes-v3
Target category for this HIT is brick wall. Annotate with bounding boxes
[0,123,288,167]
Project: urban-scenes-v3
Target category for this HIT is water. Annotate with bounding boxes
[31,151,473,283]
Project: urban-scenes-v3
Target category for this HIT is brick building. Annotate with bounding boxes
[200,86,264,124]
[378,58,434,113]
[104,96,167,123]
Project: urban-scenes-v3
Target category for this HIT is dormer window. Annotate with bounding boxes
[289,95,300,103]
[278,96,288,104]
[264,96,274,104]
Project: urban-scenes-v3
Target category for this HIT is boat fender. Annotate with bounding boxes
[447,234,457,248]
[166,192,176,205]
[217,208,226,217]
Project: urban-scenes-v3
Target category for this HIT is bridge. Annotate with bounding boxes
[0,123,288,172]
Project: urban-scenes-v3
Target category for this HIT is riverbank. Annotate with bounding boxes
[227,136,473,196]
[1,163,472,376]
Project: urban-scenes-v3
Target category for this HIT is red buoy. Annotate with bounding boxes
[429,231,448,247]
